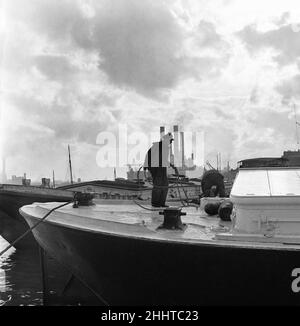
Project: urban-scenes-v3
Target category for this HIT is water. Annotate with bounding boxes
[0,237,43,306]
[0,236,101,306]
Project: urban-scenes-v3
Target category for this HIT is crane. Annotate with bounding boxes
[206,160,216,171]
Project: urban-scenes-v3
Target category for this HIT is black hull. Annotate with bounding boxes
[0,208,37,249]
[25,215,300,306]
[0,191,71,249]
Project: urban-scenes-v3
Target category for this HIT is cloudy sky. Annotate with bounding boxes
[1,0,300,181]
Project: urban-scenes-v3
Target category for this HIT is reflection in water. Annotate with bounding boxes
[0,236,42,306]
[0,236,101,306]
[0,237,14,305]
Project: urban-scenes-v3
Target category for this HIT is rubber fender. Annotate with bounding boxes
[204,202,222,216]
[218,200,233,221]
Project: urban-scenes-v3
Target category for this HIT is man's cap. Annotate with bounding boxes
[162,132,174,142]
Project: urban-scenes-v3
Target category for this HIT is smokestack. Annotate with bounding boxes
[173,125,180,166]
[160,126,165,139]
[180,131,185,168]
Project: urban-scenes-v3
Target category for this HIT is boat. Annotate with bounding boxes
[0,134,201,250]
[238,149,300,168]
[0,184,74,249]
[57,177,201,201]
[0,174,201,250]
[19,167,300,305]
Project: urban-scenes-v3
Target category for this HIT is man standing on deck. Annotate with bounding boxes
[144,133,174,207]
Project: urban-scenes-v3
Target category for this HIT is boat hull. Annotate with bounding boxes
[0,208,36,249]
[0,188,72,249]
[0,182,198,250]
[23,214,300,305]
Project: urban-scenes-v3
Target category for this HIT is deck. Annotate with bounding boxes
[20,199,300,251]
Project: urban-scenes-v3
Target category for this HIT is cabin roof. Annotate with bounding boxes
[231,168,300,197]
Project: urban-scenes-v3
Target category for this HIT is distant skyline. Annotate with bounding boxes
[1,0,300,180]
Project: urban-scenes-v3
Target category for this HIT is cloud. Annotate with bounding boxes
[238,23,300,66]
[34,55,78,82]
[274,12,290,26]
[3,0,297,180]
[7,0,188,98]
[233,107,295,160]
[196,20,227,49]
[6,0,231,99]
[249,87,259,104]
[88,1,231,98]
[92,0,185,97]
[276,74,300,101]
[11,0,85,43]
[247,108,293,137]
[7,91,118,144]
[238,21,300,103]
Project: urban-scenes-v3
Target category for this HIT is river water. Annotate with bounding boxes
[0,236,43,306]
[0,236,100,306]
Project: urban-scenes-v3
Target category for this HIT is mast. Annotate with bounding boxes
[293,103,300,149]
[68,145,73,184]
[52,170,56,188]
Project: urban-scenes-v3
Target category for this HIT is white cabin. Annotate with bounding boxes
[229,167,300,238]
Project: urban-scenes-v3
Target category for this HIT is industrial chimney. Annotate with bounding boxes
[173,125,180,166]
[180,131,185,168]
[160,126,165,139]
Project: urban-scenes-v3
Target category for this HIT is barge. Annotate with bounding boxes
[19,167,300,305]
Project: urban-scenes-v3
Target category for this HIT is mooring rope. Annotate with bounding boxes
[133,199,163,212]
[134,164,200,211]
[0,201,73,257]
[0,196,110,306]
